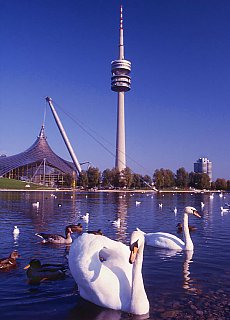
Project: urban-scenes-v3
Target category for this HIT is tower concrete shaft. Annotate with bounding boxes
[111,5,131,172]
[115,92,125,170]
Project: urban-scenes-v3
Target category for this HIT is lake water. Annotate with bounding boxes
[0,191,229,320]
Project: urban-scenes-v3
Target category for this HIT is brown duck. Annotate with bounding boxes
[0,251,20,271]
[35,226,73,244]
[66,223,83,233]
[87,229,103,235]
[176,223,197,233]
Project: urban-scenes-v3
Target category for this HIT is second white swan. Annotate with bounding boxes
[138,206,201,250]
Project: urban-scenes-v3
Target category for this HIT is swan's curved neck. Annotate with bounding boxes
[130,240,149,316]
[183,213,193,250]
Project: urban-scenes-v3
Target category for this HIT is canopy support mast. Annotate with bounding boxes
[45,97,82,174]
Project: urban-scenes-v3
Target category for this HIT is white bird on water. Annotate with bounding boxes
[80,212,89,223]
[111,218,121,228]
[173,207,178,214]
[137,206,201,251]
[32,201,39,208]
[13,226,20,236]
[68,230,149,317]
[135,201,141,206]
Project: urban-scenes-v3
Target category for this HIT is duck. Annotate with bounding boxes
[176,223,197,233]
[87,229,103,235]
[138,206,201,251]
[24,259,66,284]
[35,226,73,244]
[0,251,20,271]
[67,223,83,233]
[68,230,149,317]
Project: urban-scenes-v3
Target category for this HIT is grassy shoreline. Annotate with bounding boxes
[0,178,223,193]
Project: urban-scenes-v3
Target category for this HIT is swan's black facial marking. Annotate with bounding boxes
[129,240,139,264]
[130,239,139,252]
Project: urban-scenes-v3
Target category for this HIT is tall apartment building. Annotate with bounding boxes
[194,157,212,182]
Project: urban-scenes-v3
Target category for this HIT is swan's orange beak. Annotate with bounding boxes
[193,210,201,218]
[129,242,138,264]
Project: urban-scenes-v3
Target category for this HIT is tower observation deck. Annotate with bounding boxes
[111,5,131,171]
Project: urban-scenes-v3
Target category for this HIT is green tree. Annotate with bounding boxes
[121,167,133,188]
[78,170,88,189]
[215,178,227,190]
[62,173,74,187]
[164,169,175,188]
[189,172,210,189]
[153,168,175,189]
[153,169,165,189]
[131,173,142,189]
[141,175,153,189]
[110,167,120,188]
[227,180,230,191]
[87,167,101,188]
[101,168,113,188]
[176,167,189,188]
[200,173,210,189]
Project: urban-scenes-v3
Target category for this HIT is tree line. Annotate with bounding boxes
[61,166,230,191]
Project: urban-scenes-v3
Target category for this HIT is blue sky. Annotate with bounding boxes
[1,0,230,180]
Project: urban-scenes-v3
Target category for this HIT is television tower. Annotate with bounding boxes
[111,5,131,171]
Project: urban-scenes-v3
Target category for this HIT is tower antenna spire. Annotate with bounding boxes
[119,4,124,59]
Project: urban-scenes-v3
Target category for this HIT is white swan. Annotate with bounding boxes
[68,230,149,317]
[32,201,39,208]
[80,212,89,223]
[138,206,201,251]
[111,217,121,228]
[13,226,20,236]
[220,206,229,213]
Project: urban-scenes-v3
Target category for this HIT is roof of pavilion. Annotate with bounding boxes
[0,126,76,176]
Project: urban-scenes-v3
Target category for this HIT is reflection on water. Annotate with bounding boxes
[182,250,194,292]
[68,298,122,320]
[115,195,128,243]
[0,191,230,320]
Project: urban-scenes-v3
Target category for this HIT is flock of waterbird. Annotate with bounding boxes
[1,191,229,317]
